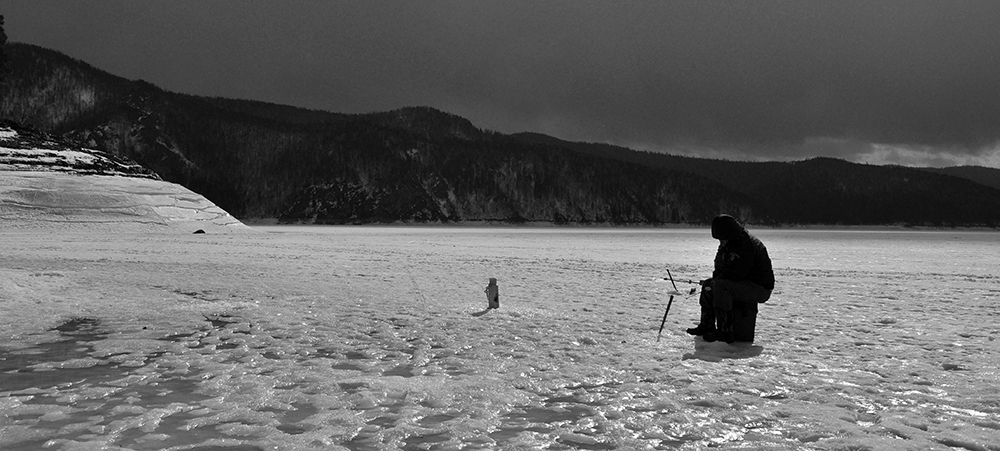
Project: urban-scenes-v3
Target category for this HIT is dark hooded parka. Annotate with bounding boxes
[711,214,774,293]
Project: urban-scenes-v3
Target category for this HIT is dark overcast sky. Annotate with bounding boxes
[4,1,1000,167]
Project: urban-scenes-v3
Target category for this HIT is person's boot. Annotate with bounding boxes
[703,309,734,343]
[686,309,716,336]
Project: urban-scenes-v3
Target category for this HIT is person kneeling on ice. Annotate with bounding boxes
[687,214,775,343]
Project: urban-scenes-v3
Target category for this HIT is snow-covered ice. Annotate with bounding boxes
[1,223,998,450]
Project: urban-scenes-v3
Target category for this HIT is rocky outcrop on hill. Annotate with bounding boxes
[1,120,158,178]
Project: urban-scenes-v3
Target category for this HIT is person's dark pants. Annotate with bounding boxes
[701,278,771,311]
[696,278,771,342]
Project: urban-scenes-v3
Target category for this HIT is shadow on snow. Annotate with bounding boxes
[682,338,765,361]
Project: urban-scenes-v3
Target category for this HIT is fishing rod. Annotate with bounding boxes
[661,276,702,286]
[657,269,698,341]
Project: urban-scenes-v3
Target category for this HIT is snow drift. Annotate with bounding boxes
[0,123,247,233]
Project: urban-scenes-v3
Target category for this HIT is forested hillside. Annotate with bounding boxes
[920,166,1000,191]
[512,134,1000,226]
[2,42,999,227]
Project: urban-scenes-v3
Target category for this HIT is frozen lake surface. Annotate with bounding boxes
[1,226,998,450]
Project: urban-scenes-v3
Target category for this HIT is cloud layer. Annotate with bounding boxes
[5,1,1000,167]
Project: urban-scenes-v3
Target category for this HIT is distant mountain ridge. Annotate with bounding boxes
[920,166,1000,191]
[512,132,1000,195]
[2,42,999,227]
[511,134,1000,226]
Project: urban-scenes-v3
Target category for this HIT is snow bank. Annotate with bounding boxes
[1,124,247,233]
[0,171,248,233]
